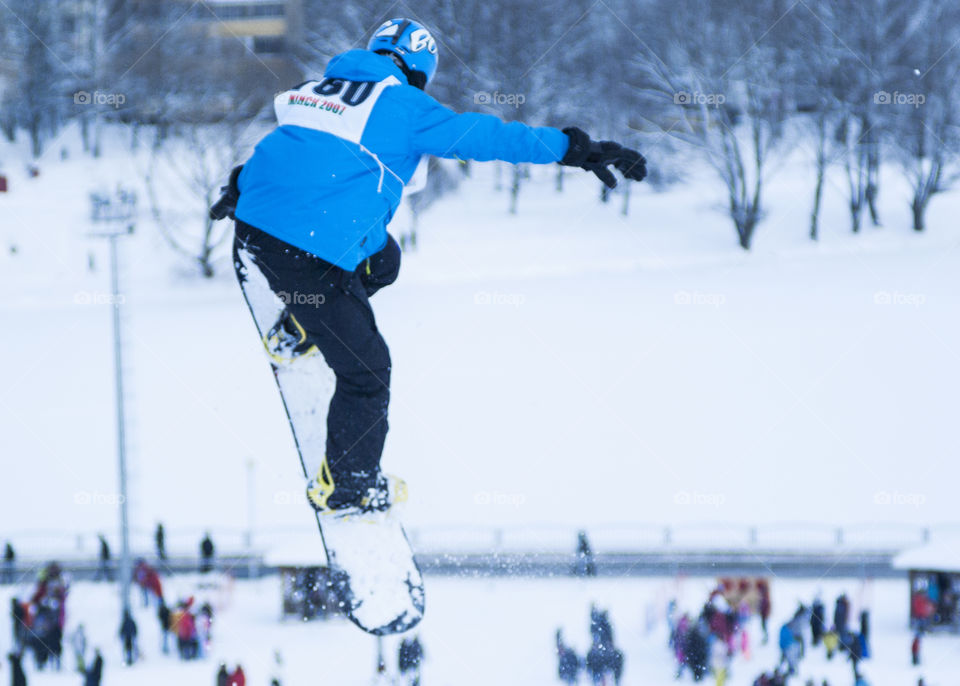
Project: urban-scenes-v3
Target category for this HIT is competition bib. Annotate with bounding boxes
[274,75,401,144]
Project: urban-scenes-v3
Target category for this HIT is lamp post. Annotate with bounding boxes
[89,187,137,616]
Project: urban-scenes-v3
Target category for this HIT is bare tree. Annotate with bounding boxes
[633,0,789,249]
[886,2,960,232]
[145,118,261,277]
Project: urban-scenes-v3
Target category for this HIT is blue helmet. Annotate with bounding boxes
[367,18,438,87]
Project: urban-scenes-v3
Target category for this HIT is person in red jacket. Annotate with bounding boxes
[229,665,246,686]
[174,604,198,660]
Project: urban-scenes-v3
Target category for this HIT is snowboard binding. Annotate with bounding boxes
[306,457,408,519]
[263,310,319,364]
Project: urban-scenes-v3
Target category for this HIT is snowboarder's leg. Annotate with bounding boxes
[234,222,395,508]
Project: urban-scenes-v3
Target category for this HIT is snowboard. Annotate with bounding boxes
[235,243,425,635]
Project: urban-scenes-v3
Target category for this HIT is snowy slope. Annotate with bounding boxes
[0,575,943,686]
[1,124,959,552]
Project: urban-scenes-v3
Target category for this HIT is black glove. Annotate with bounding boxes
[560,127,647,189]
[209,165,244,221]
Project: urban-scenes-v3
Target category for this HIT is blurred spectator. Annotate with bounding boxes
[200,534,215,573]
[823,626,839,659]
[859,609,870,657]
[590,605,614,647]
[158,602,172,654]
[228,665,246,686]
[683,622,709,681]
[398,635,424,685]
[778,621,799,676]
[710,638,730,686]
[7,652,27,686]
[95,536,112,582]
[757,581,771,644]
[173,600,199,660]
[69,623,87,672]
[574,530,596,577]
[911,630,921,666]
[11,598,27,653]
[847,631,865,681]
[155,523,166,561]
[751,670,786,686]
[133,559,163,607]
[30,603,62,670]
[217,663,230,686]
[834,594,849,635]
[197,603,213,658]
[556,629,580,685]
[119,609,138,665]
[810,597,826,647]
[84,649,103,686]
[270,651,284,686]
[3,542,14,584]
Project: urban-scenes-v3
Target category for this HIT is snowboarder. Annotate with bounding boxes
[118,609,138,665]
[220,16,646,523]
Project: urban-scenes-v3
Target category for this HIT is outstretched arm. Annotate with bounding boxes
[408,97,567,164]
[407,93,646,188]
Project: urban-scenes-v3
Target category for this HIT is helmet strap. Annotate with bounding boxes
[375,50,427,90]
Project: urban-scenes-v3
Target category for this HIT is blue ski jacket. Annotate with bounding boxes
[235,50,570,270]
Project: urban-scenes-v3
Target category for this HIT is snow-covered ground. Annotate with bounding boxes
[0,574,945,685]
[2,124,958,554]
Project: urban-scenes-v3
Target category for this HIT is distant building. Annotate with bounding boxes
[894,541,960,632]
[202,0,303,85]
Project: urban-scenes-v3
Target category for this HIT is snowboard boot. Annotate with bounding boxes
[263,309,319,364]
[306,457,407,518]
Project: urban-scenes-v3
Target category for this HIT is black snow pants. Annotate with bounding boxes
[233,220,400,501]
